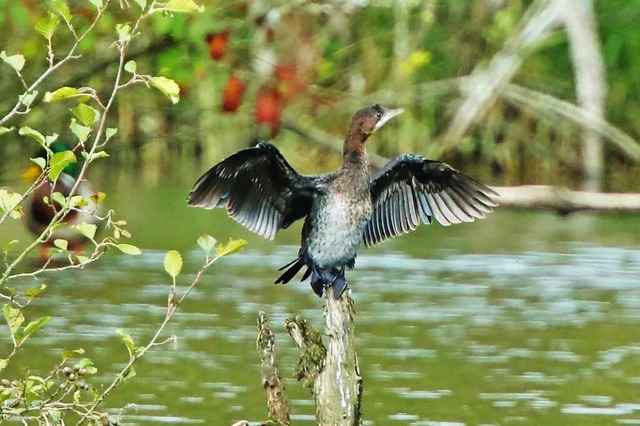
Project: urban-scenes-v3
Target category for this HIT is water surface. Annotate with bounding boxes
[2,182,640,425]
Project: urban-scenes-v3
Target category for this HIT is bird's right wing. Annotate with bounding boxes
[187,142,319,240]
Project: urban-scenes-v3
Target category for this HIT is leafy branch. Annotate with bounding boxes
[75,237,245,425]
[1,0,207,424]
[0,0,195,303]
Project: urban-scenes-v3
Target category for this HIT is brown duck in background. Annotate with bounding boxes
[22,142,101,259]
[187,104,499,298]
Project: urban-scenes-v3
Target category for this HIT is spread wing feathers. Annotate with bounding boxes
[187,142,318,240]
[364,154,499,247]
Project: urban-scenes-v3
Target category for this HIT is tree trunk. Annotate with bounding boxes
[559,0,607,191]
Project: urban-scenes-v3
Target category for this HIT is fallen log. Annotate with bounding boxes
[492,185,640,214]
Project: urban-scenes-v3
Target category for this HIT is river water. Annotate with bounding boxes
[2,181,640,425]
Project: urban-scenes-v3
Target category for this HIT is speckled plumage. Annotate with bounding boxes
[187,104,499,298]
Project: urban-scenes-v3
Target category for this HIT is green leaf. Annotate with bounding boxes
[49,150,76,181]
[0,189,24,219]
[88,0,103,8]
[44,86,79,102]
[53,239,68,251]
[36,13,60,40]
[105,127,117,139]
[133,0,147,9]
[90,192,106,204]
[31,157,46,170]
[164,250,182,278]
[18,91,38,108]
[22,316,51,341]
[52,0,72,23]
[19,126,46,146]
[51,192,66,207]
[62,348,85,362]
[115,244,141,255]
[78,358,97,374]
[121,365,136,380]
[3,304,24,337]
[149,76,180,104]
[69,119,91,143]
[45,133,59,145]
[0,51,25,72]
[216,238,247,258]
[116,329,135,356]
[68,195,86,208]
[0,126,15,136]
[83,150,109,162]
[3,240,19,253]
[124,60,137,74]
[25,284,47,299]
[197,235,216,255]
[70,103,100,125]
[116,23,132,43]
[155,0,204,13]
[76,255,89,264]
[0,359,7,372]
[73,223,97,240]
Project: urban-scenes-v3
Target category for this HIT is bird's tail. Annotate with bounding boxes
[275,257,347,299]
[275,257,309,285]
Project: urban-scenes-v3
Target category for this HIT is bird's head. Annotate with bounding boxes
[349,104,404,141]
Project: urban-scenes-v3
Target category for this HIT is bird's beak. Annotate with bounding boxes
[373,106,404,132]
[22,164,42,183]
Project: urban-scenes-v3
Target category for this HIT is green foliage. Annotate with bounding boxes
[48,150,76,181]
[149,75,181,104]
[0,189,23,220]
[197,234,217,256]
[0,51,25,72]
[18,126,46,147]
[164,249,183,278]
[35,13,60,40]
[0,0,231,424]
[216,238,247,258]
[44,86,80,102]
[115,243,142,255]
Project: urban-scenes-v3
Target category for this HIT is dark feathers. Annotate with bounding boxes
[187,105,499,298]
[187,142,318,240]
[364,154,499,247]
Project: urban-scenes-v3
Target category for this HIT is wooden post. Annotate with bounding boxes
[316,289,362,425]
[287,289,363,426]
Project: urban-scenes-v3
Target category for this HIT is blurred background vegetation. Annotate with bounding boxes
[1,0,639,191]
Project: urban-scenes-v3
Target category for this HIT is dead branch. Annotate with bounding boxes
[257,312,289,425]
[493,185,640,214]
[440,0,562,152]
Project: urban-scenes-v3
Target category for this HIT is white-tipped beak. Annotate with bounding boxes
[373,107,404,132]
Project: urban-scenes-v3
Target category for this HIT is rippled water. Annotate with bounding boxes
[4,216,640,425]
[1,173,639,425]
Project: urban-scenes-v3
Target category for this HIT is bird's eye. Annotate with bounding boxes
[375,112,382,118]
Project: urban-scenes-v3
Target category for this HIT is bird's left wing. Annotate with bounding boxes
[364,154,499,247]
[187,142,319,240]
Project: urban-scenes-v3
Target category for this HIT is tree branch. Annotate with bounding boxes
[257,312,289,425]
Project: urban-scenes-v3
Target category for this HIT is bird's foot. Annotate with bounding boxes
[310,266,348,299]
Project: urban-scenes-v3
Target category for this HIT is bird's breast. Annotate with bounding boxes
[306,185,372,268]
